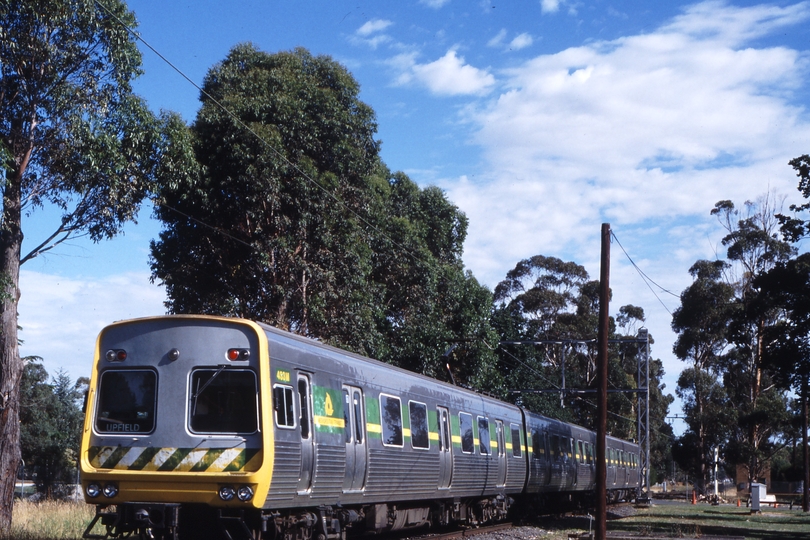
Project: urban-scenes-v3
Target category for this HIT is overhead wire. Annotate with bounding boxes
[611,230,678,316]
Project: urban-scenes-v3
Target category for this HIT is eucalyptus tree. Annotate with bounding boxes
[754,254,810,511]
[714,198,793,485]
[493,255,671,446]
[672,196,794,490]
[150,45,499,386]
[671,259,736,490]
[0,0,189,528]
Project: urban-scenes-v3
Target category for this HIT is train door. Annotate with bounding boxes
[495,420,507,487]
[437,407,453,489]
[342,386,367,492]
[297,374,315,494]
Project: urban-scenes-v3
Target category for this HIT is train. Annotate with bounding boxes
[79,315,640,540]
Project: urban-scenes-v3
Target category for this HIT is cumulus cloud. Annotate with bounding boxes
[541,0,561,14]
[509,33,533,50]
[489,30,533,51]
[352,19,394,49]
[420,0,451,8]
[437,1,810,396]
[357,19,393,36]
[391,50,495,96]
[19,270,166,380]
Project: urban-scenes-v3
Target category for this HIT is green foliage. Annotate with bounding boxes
[19,363,84,497]
[672,196,795,490]
[150,45,498,387]
[0,0,194,526]
[1,0,188,255]
[492,254,672,458]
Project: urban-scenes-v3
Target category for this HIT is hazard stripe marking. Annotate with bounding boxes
[89,446,261,472]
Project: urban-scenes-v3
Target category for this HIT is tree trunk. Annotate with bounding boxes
[0,159,24,531]
[803,378,809,512]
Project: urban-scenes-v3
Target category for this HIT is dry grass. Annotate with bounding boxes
[0,500,94,540]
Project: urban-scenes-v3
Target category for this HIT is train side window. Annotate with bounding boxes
[274,384,295,429]
[380,394,403,447]
[343,389,352,443]
[532,429,542,460]
[409,401,429,450]
[459,412,474,453]
[478,417,490,455]
[550,435,559,461]
[298,376,311,440]
[577,440,584,464]
[353,390,364,443]
[510,424,522,457]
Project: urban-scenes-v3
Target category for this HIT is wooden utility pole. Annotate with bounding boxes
[596,223,610,540]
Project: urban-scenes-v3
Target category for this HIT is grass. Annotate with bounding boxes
[610,501,810,539]
[529,501,810,539]
[0,500,95,540]
[2,499,810,540]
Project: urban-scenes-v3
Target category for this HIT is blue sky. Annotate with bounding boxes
[19,0,810,434]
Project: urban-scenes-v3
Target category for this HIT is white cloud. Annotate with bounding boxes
[392,50,495,96]
[488,29,508,48]
[420,0,451,8]
[18,270,166,380]
[437,1,810,408]
[509,33,534,50]
[489,30,533,51]
[356,19,393,37]
[541,0,561,14]
[352,19,394,49]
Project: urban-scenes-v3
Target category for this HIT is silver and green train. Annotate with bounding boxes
[80,316,640,540]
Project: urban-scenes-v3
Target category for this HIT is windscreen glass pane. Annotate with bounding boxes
[190,369,258,433]
[96,370,157,434]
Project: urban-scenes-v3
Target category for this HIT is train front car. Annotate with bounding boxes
[80,316,272,540]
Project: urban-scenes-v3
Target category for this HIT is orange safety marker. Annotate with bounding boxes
[691,491,697,505]
[737,499,740,507]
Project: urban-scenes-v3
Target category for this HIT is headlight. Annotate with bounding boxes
[236,485,254,502]
[102,483,118,498]
[218,486,235,501]
[86,483,101,498]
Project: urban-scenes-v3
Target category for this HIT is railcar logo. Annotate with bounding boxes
[88,446,261,472]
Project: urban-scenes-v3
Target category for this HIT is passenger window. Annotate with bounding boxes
[550,435,559,461]
[532,429,542,460]
[511,424,522,457]
[478,417,490,455]
[380,394,403,447]
[343,389,352,443]
[459,412,474,453]
[578,441,584,463]
[298,376,311,440]
[274,384,295,429]
[409,401,429,449]
[353,390,364,443]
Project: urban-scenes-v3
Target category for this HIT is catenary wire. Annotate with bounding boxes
[611,230,677,316]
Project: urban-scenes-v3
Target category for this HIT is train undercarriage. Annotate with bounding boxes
[83,495,513,540]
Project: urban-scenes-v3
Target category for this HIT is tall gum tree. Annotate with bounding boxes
[150,45,499,387]
[0,0,190,528]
